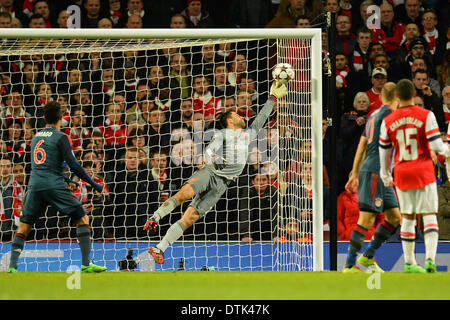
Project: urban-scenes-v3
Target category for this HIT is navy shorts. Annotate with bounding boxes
[358,171,399,213]
[20,187,84,225]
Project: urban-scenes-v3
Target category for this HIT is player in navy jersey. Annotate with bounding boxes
[342,82,401,273]
[8,101,108,273]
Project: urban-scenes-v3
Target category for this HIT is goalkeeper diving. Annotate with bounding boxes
[144,80,288,264]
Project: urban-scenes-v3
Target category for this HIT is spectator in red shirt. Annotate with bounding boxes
[365,67,388,116]
[94,102,128,146]
[337,188,384,240]
[191,75,222,120]
[371,1,406,55]
[64,107,91,157]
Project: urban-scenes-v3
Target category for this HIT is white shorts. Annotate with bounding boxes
[395,182,438,214]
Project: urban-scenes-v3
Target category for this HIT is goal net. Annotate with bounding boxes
[0,28,322,272]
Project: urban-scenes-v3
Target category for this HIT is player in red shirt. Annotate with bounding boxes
[379,79,448,273]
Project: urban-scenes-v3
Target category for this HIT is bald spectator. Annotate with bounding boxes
[98,17,113,28]
[370,2,406,55]
[126,13,143,29]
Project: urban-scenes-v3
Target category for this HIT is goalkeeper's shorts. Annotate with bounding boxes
[358,171,399,214]
[20,187,84,225]
[187,167,229,217]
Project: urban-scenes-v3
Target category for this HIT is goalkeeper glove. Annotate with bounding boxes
[270,81,288,100]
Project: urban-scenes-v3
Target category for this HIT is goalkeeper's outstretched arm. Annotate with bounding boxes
[249,81,288,133]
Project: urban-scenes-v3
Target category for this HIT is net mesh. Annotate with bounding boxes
[0,35,318,271]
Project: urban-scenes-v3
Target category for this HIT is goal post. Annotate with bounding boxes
[0,28,323,272]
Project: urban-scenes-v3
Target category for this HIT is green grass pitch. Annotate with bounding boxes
[1,271,449,300]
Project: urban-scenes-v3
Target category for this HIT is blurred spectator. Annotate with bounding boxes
[125,12,143,29]
[56,10,70,28]
[105,146,158,240]
[149,148,178,203]
[239,171,278,242]
[192,44,215,79]
[93,102,128,146]
[3,119,29,165]
[211,62,235,99]
[324,0,339,13]
[421,9,439,55]
[396,0,423,29]
[339,92,369,189]
[180,0,215,28]
[143,103,171,148]
[235,90,254,124]
[228,0,273,28]
[108,0,122,27]
[170,13,187,28]
[442,86,450,124]
[0,154,24,242]
[228,52,248,87]
[169,53,191,100]
[412,69,446,132]
[0,11,11,27]
[0,90,30,130]
[33,0,51,28]
[97,17,113,28]
[72,160,111,239]
[352,27,373,77]
[437,176,450,240]
[436,44,450,88]
[370,2,405,55]
[337,188,384,240]
[402,36,436,79]
[265,0,324,28]
[64,107,91,157]
[171,97,194,132]
[411,57,441,97]
[365,67,387,116]
[0,0,28,26]
[336,14,356,57]
[191,74,222,120]
[82,0,105,28]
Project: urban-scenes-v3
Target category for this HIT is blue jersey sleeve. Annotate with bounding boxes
[57,134,103,193]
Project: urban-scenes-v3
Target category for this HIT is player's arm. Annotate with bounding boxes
[425,111,448,157]
[204,131,224,165]
[378,120,394,187]
[57,135,104,193]
[249,81,288,133]
[345,134,367,193]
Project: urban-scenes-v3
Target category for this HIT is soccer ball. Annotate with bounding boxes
[272,63,294,84]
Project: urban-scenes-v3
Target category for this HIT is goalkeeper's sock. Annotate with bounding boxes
[76,224,92,266]
[363,220,397,259]
[400,218,417,265]
[9,233,26,270]
[423,214,439,262]
[156,220,186,252]
[151,197,179,222]
[345,225,367,268]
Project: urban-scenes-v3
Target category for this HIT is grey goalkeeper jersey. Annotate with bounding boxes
[205,97,276,180]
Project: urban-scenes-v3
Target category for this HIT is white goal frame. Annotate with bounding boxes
[0,28,323,271]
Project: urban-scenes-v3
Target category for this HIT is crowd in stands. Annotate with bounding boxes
[0,0,449,243]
